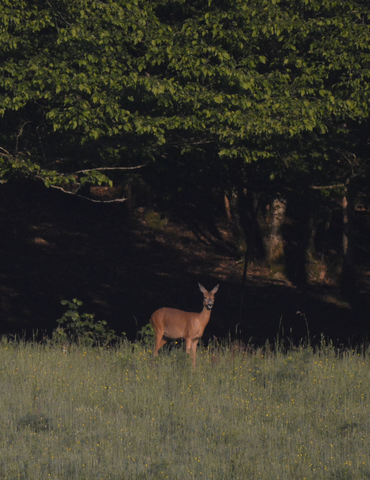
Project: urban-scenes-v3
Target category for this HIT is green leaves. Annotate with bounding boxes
[0,0,370,192]
[55,299,116,346]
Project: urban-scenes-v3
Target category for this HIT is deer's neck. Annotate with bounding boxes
[199,306,212,324]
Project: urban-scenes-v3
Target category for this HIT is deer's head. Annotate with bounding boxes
[198,283,219,310]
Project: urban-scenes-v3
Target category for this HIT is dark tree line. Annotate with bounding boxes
[1,0,370,302]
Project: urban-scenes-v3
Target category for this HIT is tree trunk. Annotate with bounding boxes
[258,198,287,266]
[224,190,233,224]
[124,180,133,219]
[224,188,247,256]
[340,181,356,301]
[239,191,261,322]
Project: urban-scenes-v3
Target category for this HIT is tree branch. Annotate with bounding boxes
[49,184,127,203]
[309,184,345,190]
[75,164,147,174]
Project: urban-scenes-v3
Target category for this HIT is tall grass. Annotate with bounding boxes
[1,338,370,479]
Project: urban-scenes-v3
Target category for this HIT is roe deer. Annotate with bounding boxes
[150,283,219,366]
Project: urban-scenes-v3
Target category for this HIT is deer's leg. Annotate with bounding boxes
[185,338,194,363]
[191,339,199,367]
[154,333,167,356]
[185,338,193,357]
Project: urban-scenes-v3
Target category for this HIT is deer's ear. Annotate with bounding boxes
[211,284,219,294]
[198,283,207,294]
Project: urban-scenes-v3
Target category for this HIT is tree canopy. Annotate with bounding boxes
[1,0,370,195]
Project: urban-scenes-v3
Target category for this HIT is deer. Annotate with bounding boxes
[150,283,219,366]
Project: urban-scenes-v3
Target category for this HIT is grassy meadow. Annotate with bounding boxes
[1,338,370,479]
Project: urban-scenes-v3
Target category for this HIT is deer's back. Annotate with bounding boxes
[150,307,201,339]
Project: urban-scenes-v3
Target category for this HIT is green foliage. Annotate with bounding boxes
[53,299,116,346]
[0,147,113,191]
[1,0,370,194]
[138,323,156,345]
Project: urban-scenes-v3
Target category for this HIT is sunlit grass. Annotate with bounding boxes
[1,338,370,479]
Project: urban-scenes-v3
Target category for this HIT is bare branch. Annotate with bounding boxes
[49,184,127,203]
[75,164,147,174]
[0,147,11,156]
[309,184,345,190]
[15,122,31,153]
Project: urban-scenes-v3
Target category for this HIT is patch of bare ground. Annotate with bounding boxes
[0,180,369,345]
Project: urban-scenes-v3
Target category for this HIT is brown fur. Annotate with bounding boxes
[150,283,219,366]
